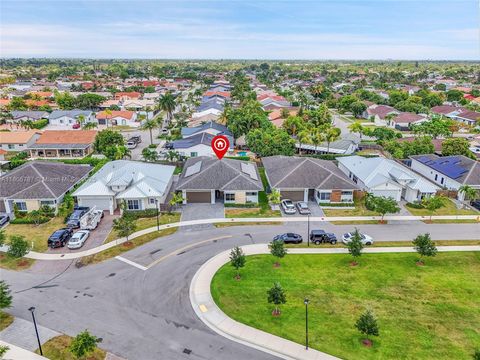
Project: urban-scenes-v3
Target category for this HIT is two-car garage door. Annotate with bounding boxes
[372,189,401,201]
[185,191,212,203]
[280,191,305,202]
[77,197,112,211]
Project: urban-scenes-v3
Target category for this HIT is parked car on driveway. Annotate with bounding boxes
[126,140,138,149]
[309,230,337,245]
[48,228,73,248]
[72,123,80,129]
[0,215,9,227]
[470,200,480,211]
[273,233,303,244]
[296,201,311,215]
[342,232,374,245]
[281,199,296,214]
[67,230,90,249]
[67,207,89,228]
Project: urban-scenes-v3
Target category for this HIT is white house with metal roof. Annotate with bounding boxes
[73,160,175,214]
[337,155,439,202]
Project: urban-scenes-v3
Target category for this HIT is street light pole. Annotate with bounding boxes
[304,298,309,350]
[155,199,160,231]
[28,307,43,356]
[307,214,310,247]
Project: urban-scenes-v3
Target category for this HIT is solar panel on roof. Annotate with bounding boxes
[240,162,258,180]
[185,161,202,177]
[420,156,468,179]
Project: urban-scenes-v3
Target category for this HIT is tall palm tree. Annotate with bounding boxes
[297,129,311,155]
[348,121,364,140]
[157,92,176,127]
[324,126,341,154]
[310,126,325,154]
[83,121,98,130]
[141,119,158,145]
[77,114,86,129]
[104,109,112,128]
[459,184,477,202]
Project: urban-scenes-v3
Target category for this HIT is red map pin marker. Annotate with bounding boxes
[212,135,230,160]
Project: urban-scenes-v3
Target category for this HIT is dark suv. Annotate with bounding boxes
[470,200,480,211]
[48,228,73,248]
[309,230,337,245]
[67,207,89,228]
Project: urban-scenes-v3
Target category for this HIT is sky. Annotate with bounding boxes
[0,0,479,60]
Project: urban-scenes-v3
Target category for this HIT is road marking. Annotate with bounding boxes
[146,235,232,269]
[199,304,208,313]
[115,256,148,271]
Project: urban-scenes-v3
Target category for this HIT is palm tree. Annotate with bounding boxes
[157,92,176,127]
[324,126,341,154]
[310,126,325,154]
[348,121,364,140]
[77,114,86,129]
[104,109,112,128]
[218,106,230,125]
[459,184,477,202]
[297,129,311,155]
[141,119,158,145]
[83,122,98,130]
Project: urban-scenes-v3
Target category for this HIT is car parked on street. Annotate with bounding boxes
[0,215,9,227]
[309,230,337,245]
[342,232,374,245]
[273,233,303,244]
[67,230,90,249]
[67,207,90,228]
[281,199,296,214]
[470,199,480,211]
[126,140,138,149]
[296,201,311,215]
[48,228,73,248]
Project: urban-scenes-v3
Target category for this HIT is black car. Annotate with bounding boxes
[48,228,73,248]
[0,215,9,227]
[129,135,141,144]
[273,233,303,244]
[66,207,89,228]
[165,142,174,150]
[309,230,337,245]
[470,200,480,211]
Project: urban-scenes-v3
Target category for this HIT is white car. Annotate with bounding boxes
[67,230,90,249]
[342,232,374,245]
[281,199,296,214]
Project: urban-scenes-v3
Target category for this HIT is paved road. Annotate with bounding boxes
[2,221,479,359]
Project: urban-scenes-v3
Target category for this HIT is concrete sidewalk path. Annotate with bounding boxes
[189,244,480,360]
[1,214,478,261]
[0,317,60,351]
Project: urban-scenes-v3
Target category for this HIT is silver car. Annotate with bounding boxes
[296,201,311,215]
[67,230,90,249]
[281,199,296,214]
[342,232,374,245]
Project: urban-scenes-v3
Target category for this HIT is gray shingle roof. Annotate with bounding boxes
[181,121,232,137]
[0,161,92,200]
[49,110,92,119]
[172,132,233,150]
[262,156,359,190]
[11,111,49,121]
[176,157,263,191]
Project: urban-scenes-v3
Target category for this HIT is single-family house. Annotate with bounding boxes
[49,110,95,127]
[363,105,400,126]
[96,110,138,127]
[188,113,220,127]
[263,156,359,203]
[337,155,439,202]
[73,160,175,214]
[171,132,234,158]
[28,130,97,158]
[10,111,49,124]
[391,112,429,130]
[114,92,142,100]
[296,134,360,155]
[181,121,232,139]
[176,156,263,204]
[453,110,480,126]
[0,161,91,215]
[409,154,480,200]
[0,130,41,152]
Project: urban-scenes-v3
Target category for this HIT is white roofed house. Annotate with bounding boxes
[73,160,175,214]
[337,155,439,202]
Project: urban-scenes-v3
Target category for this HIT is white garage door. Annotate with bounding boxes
[78,197,112,211]
[372,190,401,201]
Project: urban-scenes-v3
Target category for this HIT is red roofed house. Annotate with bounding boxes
[96,110,138,127]
[391,112,428,130]
[115,92,142,100]
[363,104,400,127]
[203,91,231,98]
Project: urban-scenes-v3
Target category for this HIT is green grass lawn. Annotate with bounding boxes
[36,335,106,360]
[406,199,479,217]
[224,208,281,218]
[3,217,66,252]
[323,200,379,224]
[0,252,35,270]
[0,311,13,331]
[211,252,480,360]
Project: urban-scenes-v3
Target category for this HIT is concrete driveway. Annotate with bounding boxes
[280,201,325,217]
[180,203,225,231]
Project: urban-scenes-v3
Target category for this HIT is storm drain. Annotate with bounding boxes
[183,348,192,355]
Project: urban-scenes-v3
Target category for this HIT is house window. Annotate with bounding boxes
[40,200,55,206]
[15,201,27,211]
[441,177,444,185]
[341,191,354,202]
[127,199,141,210]
[225,193,235,202]
[8,144,14,149]
[352,175,358,184]
[435,174,438,181]
[246,192,256,196]
[149,198,155,204]
[190,152,198,157]
[319,192,331,201]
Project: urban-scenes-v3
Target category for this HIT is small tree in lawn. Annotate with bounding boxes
[267,282,286,316]
[69,330,101,359]
[267,189,281,208]
[230,246,246,280]
[0,281,12,310]
[7,235,29,258]
[412,233,437,265]
[472,349,480,360]
[347,229,364,266]
[370,196,400,223]
[169,192,184,211]
[355,309,379,347]
[269,240,287,267]
[113,213,137,243]
[422,195,444,221]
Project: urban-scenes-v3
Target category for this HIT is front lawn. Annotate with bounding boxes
[0,252,35,270]
[0,311,13,331]
[3,217,66,252]
[224,208,281,218]
[322,200,379,218]
[36,335,106,360]
[406,198,479,216]
[211,252,480,360]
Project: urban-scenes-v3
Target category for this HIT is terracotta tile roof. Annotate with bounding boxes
[0,130,41,144]
[0,99,11,107]
[35,130,97,145]
[27,91,53,98]
[203,91,231,98]
[115,92,142,100]
[0,149,8,155]
[393,112,426,124]
[96,110,135,120]
[431,105,461,115]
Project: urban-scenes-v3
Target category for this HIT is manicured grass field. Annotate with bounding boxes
[0,311,13,331]
[322,200,379,218]
[224,208,281,218]
[406,198,478,216]
[36,335,106,360]
[211,252,480,360]
[0,252,35,270]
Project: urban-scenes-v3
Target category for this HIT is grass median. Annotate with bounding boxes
[36,335,106,360]
[211,252,480,360]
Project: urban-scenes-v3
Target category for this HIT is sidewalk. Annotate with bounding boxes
[0,317,60,351]
[189,244,480,360]
[1,215,479,261]
[0,340,47,360]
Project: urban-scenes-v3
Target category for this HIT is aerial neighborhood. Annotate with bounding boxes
[0,58,479,360]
